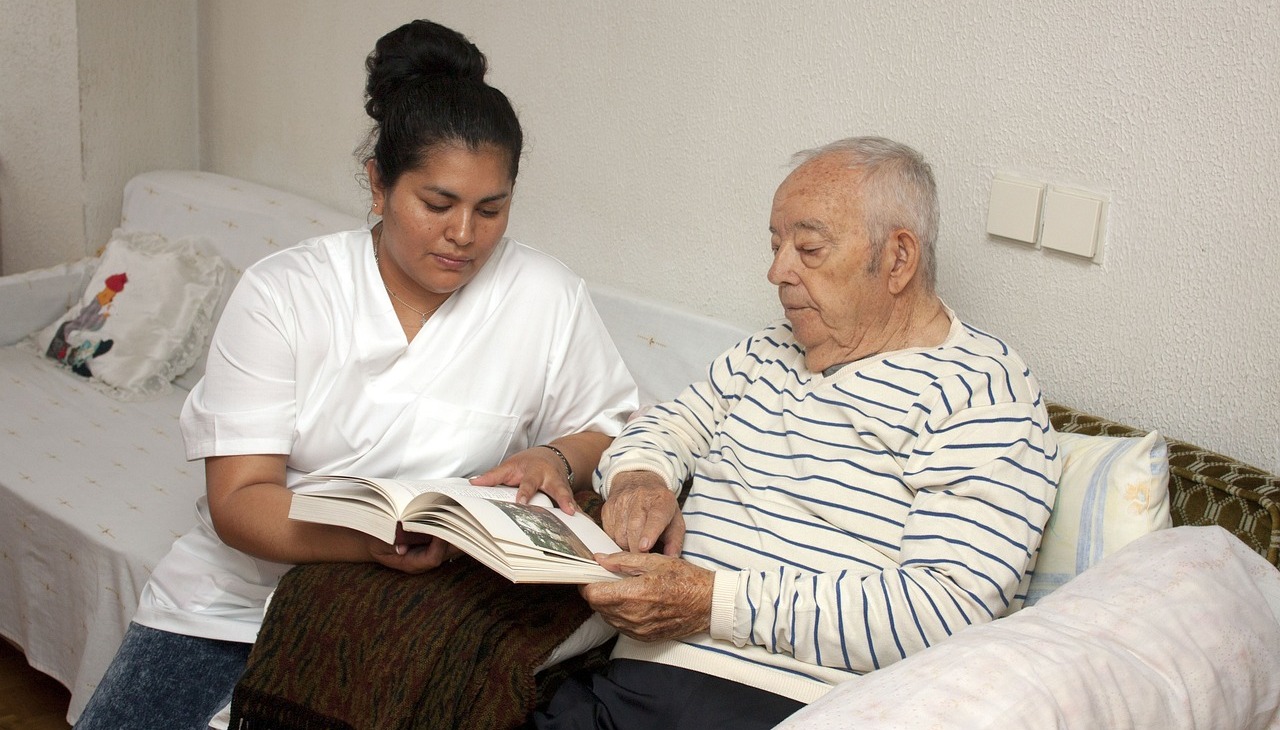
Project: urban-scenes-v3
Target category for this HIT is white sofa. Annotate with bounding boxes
[0,170,745,723]
[2,170,1277,727]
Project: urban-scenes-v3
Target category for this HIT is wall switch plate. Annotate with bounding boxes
[1040,187,1107,260]
[986,175,1045,245]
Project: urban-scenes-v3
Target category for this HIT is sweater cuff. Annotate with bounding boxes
[599,463,675,500]
[708,570,741,641]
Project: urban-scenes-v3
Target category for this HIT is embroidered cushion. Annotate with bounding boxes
[32,229,228,400]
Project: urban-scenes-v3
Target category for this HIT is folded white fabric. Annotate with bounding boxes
[777,526,1280,730]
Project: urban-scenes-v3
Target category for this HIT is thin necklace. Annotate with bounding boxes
[386,286,442,327]
[374,226,444,327]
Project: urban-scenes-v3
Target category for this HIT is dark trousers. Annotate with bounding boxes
[533,658,805,730]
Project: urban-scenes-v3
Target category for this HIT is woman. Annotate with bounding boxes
[75,19,636,729]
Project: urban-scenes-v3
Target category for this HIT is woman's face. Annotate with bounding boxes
[370,143,514,303]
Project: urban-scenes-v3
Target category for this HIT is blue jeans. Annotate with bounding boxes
[73,622,251,730]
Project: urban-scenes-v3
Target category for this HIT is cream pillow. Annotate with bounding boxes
[1024,430,1171,605]
[33,230,228,400]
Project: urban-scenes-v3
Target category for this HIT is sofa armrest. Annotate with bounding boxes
[0,259,95,345]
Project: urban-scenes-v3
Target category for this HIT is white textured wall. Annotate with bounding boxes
[77,0,199,255]
[0,0,85,273]
[0,0,197,274]
[168,2,1280,472]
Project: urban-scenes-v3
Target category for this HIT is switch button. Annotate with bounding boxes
[986,176,1044,245]
[1040,188,1106,259]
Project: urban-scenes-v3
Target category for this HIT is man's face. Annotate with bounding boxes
[767,156,888,370]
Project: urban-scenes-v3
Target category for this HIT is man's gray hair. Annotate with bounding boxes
[792,136,939,291]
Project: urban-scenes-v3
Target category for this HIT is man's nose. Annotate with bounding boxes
[767,247,795,286]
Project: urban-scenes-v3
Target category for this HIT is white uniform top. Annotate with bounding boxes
[134,230,637,643]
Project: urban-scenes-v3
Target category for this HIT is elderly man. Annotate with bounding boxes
[536,136,1060,729]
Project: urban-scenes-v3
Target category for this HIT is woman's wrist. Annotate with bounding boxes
[537,443,574,486]
[537,432,612,491]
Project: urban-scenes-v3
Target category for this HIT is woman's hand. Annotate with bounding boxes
[468,432,612,513]
[469,445,577,513]
[366,525,461,574]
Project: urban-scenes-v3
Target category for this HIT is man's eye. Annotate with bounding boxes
[424,201,449,213]
[477,208,501,219]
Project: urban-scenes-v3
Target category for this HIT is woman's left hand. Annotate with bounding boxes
[368,526,461,574]
[469,446,577,513]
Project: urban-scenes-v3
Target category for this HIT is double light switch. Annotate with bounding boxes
[986,173,1107,262]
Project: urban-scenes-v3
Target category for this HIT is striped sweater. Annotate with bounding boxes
[597,311,1060,703]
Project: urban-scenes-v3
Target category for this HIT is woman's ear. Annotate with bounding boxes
[885,228,921,295]
[366,160,386,212]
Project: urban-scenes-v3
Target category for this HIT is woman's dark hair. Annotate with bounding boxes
[360,20,523,188]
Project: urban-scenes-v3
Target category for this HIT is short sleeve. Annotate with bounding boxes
[528,280,637,444]
[179,268,298,459]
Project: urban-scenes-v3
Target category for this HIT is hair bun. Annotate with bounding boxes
[365,19,488,121]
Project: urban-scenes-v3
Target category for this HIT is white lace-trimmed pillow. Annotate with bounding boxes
[32,229,228,400]
[1024,430,1172,605]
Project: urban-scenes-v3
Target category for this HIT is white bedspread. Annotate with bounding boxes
[776,525,1280,729]
[0,345,203,720]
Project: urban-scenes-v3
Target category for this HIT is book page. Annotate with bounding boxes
[302,473,558,514]
[293,473,621,582]
[407,506,620,583]
[407,494,619,559]
[402,482,556,513]
[295,475,480,516]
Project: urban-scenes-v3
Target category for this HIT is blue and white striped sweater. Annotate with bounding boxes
[599,314,1060,703]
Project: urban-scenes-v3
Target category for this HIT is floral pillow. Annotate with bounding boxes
[33,229,228,400]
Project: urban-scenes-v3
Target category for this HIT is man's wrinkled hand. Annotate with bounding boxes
[601,471,684,554]
[582,551,713,642]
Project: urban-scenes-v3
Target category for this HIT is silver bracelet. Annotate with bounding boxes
[538,444,574,485]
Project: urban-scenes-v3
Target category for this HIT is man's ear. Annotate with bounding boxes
[885,229,921,295]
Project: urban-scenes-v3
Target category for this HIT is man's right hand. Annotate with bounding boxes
[601,471,684,556]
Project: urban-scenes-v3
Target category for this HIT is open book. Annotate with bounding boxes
[288,474,621,584]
